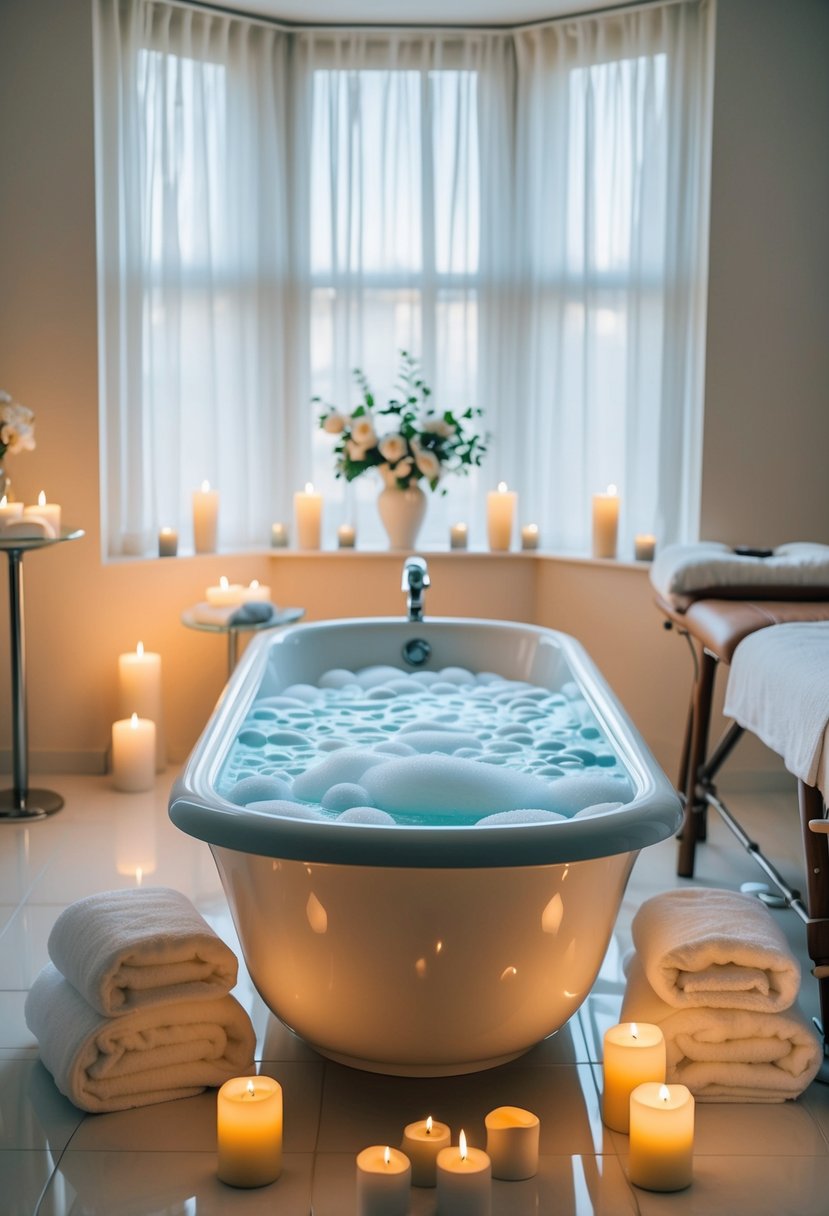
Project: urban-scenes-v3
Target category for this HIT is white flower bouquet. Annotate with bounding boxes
[0,391,36,460]
[317,351,487,492]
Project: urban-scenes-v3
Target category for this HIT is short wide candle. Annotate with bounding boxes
[356,1145,411,1216]
[436,1131,491,1216]
[591,484,620,559]
[486,482,517,552]
[629,1082,694,1192]
[111,714,156,793]
[401,1115,451,1187]
[217,1075,283,1188]
[602,1022,666,1133]
[484,1106,540,1181]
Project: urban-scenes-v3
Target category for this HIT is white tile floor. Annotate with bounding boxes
[1,771,828,1215]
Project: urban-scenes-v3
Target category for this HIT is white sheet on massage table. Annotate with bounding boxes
[724,622,829,800]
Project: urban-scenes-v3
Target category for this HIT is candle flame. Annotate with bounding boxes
[497,481,508,493]
[250,579,259,589]
[426,1115,433,1135]
[607,483,617,496]
[220,576,229,589]
[659,1084,670,1103]
[384,1146,391,1166]
[630,1022,638,1040]
[201,479,210,492]
[135,866,143,887]
[136,641,144,657]
[130,712,139,728]
[0,496,6,507]
[459,1129,468,1161]
[247,1079,255,1097]
[305,481,314,494]
[38,490,46,506]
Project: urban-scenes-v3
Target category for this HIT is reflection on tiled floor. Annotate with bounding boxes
[0,772,827,1214]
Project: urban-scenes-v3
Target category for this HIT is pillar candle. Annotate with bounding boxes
[602,1022,666,1133]
[117,642,165,771]
[486,483,517,552]
[401,1115,451,1187]
[629,1082,694,1192]
[158,526,178,557]
[111,714,156,793]
[271,522,289,548]
[0,496,23,529]
[484,1106,540,1181]
[634,533,657,562]
[591,484,619,559]
[206,576,246,606]
[436,1131,491,1216]
[356,1145,411,1216]
[520,524,539,551]
[217,1075,283,1188]
[449,522,468,550]
[242,579,271,602]
[22,492,59,538]
[192,480,219,553]
[337,523,357,549]
[294,483,323,550]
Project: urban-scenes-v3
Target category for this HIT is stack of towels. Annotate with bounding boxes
[622,888,823,1101]
[24,887,256,1113]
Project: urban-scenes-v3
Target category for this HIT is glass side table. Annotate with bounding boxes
[181,605,304,678]
[0,528,85,822]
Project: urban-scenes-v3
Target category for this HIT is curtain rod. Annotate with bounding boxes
[145,0,699,37]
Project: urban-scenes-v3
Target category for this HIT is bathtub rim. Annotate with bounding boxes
[169,615,682,867]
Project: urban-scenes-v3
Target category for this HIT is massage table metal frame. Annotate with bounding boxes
[656,593,829,1067]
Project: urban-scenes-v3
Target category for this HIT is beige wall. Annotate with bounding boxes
[1,0,824,786]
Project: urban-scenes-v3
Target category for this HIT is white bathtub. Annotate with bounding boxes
[170,617,681,1075]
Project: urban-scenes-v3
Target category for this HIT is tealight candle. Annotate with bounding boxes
[520,524,540,551]
[206,576,246,606]
[117,642,165,772]
[486,482,517,552]
[484,1106,540,1181]
[242,579,271,602]
[294,483,323,550]
[111,714,156,793]
[401,1115,451,1187]
[192,480,219,553]
[271,521,289,548]
[449,522,468,550]
[356,1145,411,1216]
[436,1130,491,1216]
[217,1075,283,1188]
[629,1082,694,1192]
[337,523,357,549]
[591,484,619,559]
[23,491,60,538]
[158,526,178,557]
[0,496,23,529]
[602,1022,666,1133]
[634,533,657,562]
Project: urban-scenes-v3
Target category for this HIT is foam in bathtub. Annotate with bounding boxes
[320,783,373,812]
[247,799,325,820]
[337,806,396,825]
[291,749,388,801]
[227,775,296,806]
[478,809,568,826]
[360,754,564,816]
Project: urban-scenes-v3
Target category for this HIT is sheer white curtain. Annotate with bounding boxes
[94,0,304,557]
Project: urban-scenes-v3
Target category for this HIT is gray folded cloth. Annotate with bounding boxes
[191,601,275,627]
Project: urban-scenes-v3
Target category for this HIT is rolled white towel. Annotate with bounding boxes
[621,954,821,1102]
[47,888,238,1016]
[25,963,256,1113]
[631,888,800,1012]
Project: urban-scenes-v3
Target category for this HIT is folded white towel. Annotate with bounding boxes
[650,541,829,609]
[47,888,238,1016]
[25,963,256,1113]
[621,954,821,1102]
[631,888,800,1012]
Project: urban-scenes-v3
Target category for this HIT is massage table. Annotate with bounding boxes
[651,543,829,1061]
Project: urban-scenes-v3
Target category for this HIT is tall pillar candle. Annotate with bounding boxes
[486,483,517,552]
[629,1082,694,1192]
[111,714,156,793]
[217,1075,283,1188]
[436,1131,491,1216]
[117,642,165,771]
[356,1145,411,1216]
[591,484,619,559]
[294,483,323,550]
[192,480,219,553]
[484,1106,540,1181]
[602,1022,666,1133]
[401,1115,451,1187]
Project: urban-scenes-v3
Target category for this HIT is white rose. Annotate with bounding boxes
[422,416,454,439]
[323,411,347,434]
[378,433,408,463]
[350,418,377,448]
[415,450,441,482]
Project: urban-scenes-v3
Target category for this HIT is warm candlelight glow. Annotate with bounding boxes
[130,712,139,729]
[607,483,617,495]
[201,479,211,492]
[631,1022,638,1039]
[136,641,144,657]
[246,1079,255,1097]
[0,496,6,507]
[497,481,508,493]
[426,1116,433,1135]
[220,576,229,589]
[459,1129,468,1161]
[305,481,314,494]
[38,490,46,507]
[384,1146,391,1166]
[659,1084,670,1102]
[250,580,259,590]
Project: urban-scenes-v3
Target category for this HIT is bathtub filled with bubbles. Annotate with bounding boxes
[171,616,681,1075]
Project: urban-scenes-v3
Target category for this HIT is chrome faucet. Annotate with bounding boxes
[402,556,430,622]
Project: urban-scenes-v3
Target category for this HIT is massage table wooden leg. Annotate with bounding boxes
[678,648,718,877]
[800,781,829,1056]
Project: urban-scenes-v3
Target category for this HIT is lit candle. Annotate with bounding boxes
[158,526,178,558]
[217,1075,283,1188]
[192,480,219,553]
[111,713,156,793]
[634,533,657,562]
[401,1115,451,1187]
[449,522,468,551]
[0,496,23,529]
[591,484,619,559]
[206,576,246,606]
[294,483,323,550]
[337,523,357,549]
[486,483,517,552]
[520,524,539,551]
[241,579,271,602]
[484,1106,540,1181]
[602,1022,666,1133]
[356,1145,412,1216]
[629,1082,694,1192]
[23,491,60,538]
[117,642,165,772]
[436,1130,491,1216]
[271,521,289,548]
